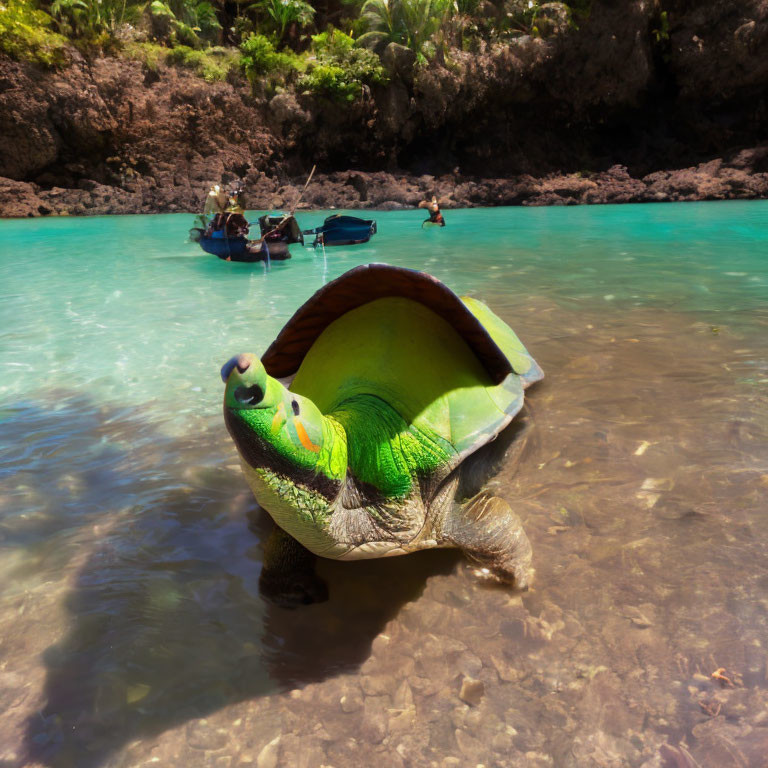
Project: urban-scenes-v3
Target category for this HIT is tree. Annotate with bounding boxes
[250,0,315,45]
[357,0,452,61]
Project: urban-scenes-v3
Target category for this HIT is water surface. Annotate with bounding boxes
[1,202,767,767]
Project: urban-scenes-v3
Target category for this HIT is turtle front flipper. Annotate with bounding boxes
[259,524,329,608]
[442,494,533,590]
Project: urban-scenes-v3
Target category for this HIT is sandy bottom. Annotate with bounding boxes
[1,297,767,768]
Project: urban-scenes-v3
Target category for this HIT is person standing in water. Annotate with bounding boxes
[419,196,446,227]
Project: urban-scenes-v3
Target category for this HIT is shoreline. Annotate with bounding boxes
[2,150,768,219]
[4,0,768,222]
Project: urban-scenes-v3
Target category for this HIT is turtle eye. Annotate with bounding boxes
[291,399,300,416]
[234,384,264,405]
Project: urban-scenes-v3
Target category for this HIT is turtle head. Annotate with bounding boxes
[221,354,346,493]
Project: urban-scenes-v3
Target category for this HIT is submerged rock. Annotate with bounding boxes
[458,676,485,706]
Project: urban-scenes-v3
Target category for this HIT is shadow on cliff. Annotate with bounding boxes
[6,393,458,768]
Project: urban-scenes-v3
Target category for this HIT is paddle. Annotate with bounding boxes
[260,165,317,240]
[291,164,316,216]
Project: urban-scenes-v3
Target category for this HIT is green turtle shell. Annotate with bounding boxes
[261,264,543,492]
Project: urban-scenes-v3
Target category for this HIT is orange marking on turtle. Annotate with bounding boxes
[295,419,320,453]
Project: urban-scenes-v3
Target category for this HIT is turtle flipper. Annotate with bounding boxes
[259,525,329,608]
[443,494,533,590]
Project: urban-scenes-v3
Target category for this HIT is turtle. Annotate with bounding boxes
[221,263,544,606]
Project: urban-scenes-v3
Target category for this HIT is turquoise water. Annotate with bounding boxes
[1,202,768,767]
[2,204,766,425]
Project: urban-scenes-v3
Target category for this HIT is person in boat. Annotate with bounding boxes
[419,196,446,227]
[212,195,249,237]
[203,184,228,217]
[222,195,249,237]
[208,193,250,238]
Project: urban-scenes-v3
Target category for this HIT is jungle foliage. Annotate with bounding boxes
[298,29,387,102]
[0,0,69,65]
[1,0,593,95]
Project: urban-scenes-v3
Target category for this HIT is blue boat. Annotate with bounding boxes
[190,213,300,262]
[197,231,270,262]
[303,215,377,247]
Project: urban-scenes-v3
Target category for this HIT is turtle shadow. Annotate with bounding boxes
[8,394,459,768]
[255,503,461,686]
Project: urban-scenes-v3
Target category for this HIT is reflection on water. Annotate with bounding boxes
[1,203,768,767]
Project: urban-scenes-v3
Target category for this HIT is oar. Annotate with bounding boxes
[290,164,316,216]
[263,166,317,239]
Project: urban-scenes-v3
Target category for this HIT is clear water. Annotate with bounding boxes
[1,202,767,768]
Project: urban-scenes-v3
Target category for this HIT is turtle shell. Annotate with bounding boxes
[263,264,515,383]
[262,263,543,466]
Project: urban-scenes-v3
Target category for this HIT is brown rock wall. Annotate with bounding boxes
[2,0,768,216]
[4,152,767,217]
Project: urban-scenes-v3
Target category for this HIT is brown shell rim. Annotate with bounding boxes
[261,263,513,385]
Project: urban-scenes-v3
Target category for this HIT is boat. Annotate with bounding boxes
[303,214,377,247]
[258,213,304,256]
[190,212,302,262]
[205,233,287,262]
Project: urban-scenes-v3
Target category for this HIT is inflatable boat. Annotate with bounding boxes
[303,215,377,247]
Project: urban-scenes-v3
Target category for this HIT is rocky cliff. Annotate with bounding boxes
[2,0,768,216]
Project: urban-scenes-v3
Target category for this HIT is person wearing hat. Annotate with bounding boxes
[222,193,249,237]
[204,184,228,216]
[419,196,446,227]
[226,195,244,214]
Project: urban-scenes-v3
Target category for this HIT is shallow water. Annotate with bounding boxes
[1,202,767,768]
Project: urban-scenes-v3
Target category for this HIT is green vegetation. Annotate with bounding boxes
[0,0,593,97]
[504,0,546,38]
[252,0,315,45]
[124,40,238,81]
[239,33,299,78]
[50,0,135,37]
[298,29,386,101]
[652,10,670,44]
[494,0,575,40]
[48,0,220,45]
[148,0,221,46]
[358,0,452,62]
[122,40,168,71]
[0,0,69,66]
[165,44,238,81]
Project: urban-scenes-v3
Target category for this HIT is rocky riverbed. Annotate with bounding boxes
[2,299,767,768]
